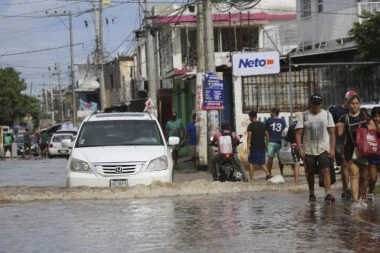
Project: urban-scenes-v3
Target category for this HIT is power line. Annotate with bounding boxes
[1,43,84,56]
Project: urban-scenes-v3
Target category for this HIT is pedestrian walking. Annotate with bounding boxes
[336,94,376,208]
[40,130,49,158]
[247,111,272,181]
[183,113,197,169]
[265,108,286,176]
[367,106,380,202]
[329,90,357,199]
[165,111,185,169]
[3,133,13,159]
[286,111,302,184]
[23,128,32,159]
[296,94,336,204]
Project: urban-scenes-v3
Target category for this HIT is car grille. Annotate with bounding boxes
[94,163,143,176]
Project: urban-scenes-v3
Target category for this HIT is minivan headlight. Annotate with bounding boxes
[70,158,92,173]
[146,156,168,171]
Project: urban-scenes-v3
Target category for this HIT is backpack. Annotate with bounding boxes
[219,131,236,154]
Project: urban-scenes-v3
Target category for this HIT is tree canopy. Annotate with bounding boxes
[0,67,40,129]
[349,11,380,62]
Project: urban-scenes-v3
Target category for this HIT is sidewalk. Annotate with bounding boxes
[174,151,312,185]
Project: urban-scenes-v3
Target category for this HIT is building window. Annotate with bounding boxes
[301,0,311,18]
[317,0,323,13]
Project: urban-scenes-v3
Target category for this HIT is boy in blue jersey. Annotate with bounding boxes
[265,108,286,175]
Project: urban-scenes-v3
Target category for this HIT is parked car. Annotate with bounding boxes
[278,128,298,166]
[55,129,78,137]
[13,134,38,157]
[63,112,180,188]
[48,133,74,158]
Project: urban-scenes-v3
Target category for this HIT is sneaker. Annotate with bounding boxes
[353,201,361,208]
[367,193,375,202]
[341,189,352,200]
[309,194,317,202]
[265,174,272,180]
[324,194,335,204]
[360,199,368,208]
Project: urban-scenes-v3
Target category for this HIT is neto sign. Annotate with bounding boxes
[232,51,280,76]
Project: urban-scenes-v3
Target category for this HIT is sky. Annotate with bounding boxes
[0,0,176,97]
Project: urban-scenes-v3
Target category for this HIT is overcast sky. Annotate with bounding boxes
[0,0,174,96]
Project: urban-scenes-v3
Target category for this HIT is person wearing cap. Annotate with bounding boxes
[210,121,249,182]
[295,94,336,204]
[165,112,185,169]
[285,111,303,184]
[329,90,357,199]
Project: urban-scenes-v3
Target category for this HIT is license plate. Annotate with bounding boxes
[110,179,128,187]
[58,150,68,154]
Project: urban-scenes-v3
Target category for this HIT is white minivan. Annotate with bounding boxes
[63,112,179,188]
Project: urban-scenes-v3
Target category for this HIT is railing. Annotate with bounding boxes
[263,2,380,56]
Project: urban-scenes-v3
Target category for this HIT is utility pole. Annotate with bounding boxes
[46,11,77,125]
[196,1,208,169]
[55,63,64,121]
[203,0,218,165]
[93,1,107,111]
[48,69,54,122]
[145,0,157,113]
[43,85,48,117]
[69,11,76,126]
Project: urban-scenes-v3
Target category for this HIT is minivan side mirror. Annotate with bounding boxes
[61,139,73,149]
[168,136,180,146]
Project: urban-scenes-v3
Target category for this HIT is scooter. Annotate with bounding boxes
[210,135,243,182]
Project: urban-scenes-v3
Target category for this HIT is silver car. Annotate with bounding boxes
[278,128,298,166]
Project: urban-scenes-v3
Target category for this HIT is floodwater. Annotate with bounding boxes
[0,158,379,253]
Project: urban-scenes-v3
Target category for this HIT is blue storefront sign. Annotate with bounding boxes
[203,72,224,110]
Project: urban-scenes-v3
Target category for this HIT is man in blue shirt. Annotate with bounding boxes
[183,113,197,169]
[265,108,286,175]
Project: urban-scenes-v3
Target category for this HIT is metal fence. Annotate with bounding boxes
[242,63,380,113]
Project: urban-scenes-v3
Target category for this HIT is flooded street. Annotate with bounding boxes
[0,158,379,253]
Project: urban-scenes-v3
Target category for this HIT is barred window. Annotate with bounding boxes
[301,0,311,18]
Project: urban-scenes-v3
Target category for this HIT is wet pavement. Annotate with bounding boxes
[0,155,379,253]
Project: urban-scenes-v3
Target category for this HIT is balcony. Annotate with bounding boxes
[263,2,380,57]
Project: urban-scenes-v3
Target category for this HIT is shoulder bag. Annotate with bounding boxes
[346,115,369,164]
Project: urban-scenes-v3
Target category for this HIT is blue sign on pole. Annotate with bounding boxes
[203,72,224,110]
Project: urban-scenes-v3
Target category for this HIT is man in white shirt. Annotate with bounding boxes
[295,94,336,204]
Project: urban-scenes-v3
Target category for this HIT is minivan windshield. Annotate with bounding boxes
[76,120,163,147]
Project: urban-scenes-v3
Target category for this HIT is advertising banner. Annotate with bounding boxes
[203,72,224,110]
[232,51,280,76]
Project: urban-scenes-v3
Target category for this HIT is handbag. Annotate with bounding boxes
[347,115,369,164]
[355,120,378,156]
[319,162,336,187]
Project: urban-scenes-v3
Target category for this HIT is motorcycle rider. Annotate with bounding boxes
[210,121,249,182]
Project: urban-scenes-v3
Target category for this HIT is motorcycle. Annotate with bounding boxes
[210,135,243,182]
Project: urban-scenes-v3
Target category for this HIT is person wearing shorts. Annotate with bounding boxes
[286,111,303,184]
[183,113,197,169]
[296,94,336,203]
[367,106,380,202]
[265,108,286,175]
[247,111,272,181]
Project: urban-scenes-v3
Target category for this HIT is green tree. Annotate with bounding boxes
[0,67,40,129]
[349,11,380,62]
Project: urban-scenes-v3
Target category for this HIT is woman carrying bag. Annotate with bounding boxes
[336,94,376,208]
